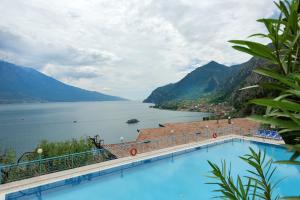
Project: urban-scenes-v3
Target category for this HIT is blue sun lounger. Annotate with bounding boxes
[256,130,282,140]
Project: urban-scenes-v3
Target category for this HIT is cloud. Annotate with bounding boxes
[42,47,120,67]
[0,0,278,99]
[42,64,104,80]
[0,29,26,53]
[0,28,120,68]
[101,87,112,92]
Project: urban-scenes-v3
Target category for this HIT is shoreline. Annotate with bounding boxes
[149,101,236,117]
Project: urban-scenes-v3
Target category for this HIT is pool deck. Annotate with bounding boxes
[137,118,259,141]
[105,118,260,158]
[0,134,284,199]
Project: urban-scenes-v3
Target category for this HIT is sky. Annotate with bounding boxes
[0,0,277,100]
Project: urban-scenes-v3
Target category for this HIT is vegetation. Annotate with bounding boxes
[143,61,238,105]
[39,138,94,158]
[208,148,279,200]
[148,57,279,118]
[0,147,16,164]
[208,0,300,199]
[0,138,116,184]
[230,0,300,145]
[153,100,196,110]
[145,0,299,119]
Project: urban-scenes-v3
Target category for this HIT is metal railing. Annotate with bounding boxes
[0,148,115,184]
[105,125,254,158]
[0,126,257,184]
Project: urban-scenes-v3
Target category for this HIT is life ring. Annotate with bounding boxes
[129,148,138,156]
[212,133,218,138]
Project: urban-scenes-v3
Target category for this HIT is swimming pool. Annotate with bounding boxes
[6,139,300,199]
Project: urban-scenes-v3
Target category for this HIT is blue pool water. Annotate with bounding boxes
[6,140,300,200]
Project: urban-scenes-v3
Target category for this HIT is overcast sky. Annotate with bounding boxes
[0,0,277,100]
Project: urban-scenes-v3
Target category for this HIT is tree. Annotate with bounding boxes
[229,0,300,146]
[208,0,300,199]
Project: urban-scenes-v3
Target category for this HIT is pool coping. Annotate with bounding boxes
[0,134,284,200]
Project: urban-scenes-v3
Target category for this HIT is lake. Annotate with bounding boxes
[0,101,209,155]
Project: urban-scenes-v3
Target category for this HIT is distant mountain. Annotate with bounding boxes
[144,56,277,116]
[143,61,241,104]
[0,60,124,103]
[212,57,278,116]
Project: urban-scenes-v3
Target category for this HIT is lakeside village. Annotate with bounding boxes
[152,101,235,118]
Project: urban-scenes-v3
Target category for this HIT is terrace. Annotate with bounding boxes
[0,134,284,200]
[105,118,260,158]
[0,118,286,199]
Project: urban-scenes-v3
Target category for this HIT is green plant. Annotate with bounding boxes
[208,1,300,199]
[0,147,16,164]
[229,0,300,159]
[38,138,94,158]
[208,148,279,200]
[208,160,256,200]
[0,138,117,184]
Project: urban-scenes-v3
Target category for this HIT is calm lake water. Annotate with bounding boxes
[0,101,208,154]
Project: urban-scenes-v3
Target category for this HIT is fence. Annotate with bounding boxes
[0,125,256,184]
[0,148,115,184]
[110,125,258,158]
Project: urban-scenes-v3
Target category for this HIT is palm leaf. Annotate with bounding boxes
[253,68,300,90]
[249,99,300,112]
[248,115,300,131]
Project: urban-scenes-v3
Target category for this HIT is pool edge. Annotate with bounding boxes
[0,135,284,198]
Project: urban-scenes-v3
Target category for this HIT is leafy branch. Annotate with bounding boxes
[207,148,279,200]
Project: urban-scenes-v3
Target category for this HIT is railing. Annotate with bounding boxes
[103,125,255,158]
[0,148,115,184]
[0,125,257,184]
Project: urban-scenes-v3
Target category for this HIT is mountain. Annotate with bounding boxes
[144,56,277,117]
[143,61,241,104]
[0,60,124,103]
[212,57,278,116]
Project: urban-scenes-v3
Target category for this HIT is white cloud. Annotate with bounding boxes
[42,64,104,79]
[0,0,277,100]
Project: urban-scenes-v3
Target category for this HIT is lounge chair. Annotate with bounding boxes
[255,130,264,137]
[273,132,283,140]
[260,130,269,138]
[255,130,282,140]
[266,130,277,139]
[266,130,282,140]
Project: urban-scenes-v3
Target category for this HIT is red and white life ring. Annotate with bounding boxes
[212,133,218,138]
[129,148,138,156]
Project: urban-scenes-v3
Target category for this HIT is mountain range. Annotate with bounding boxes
[0,60,124,103]
[144,57,273,116]
[143,61,241,104]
